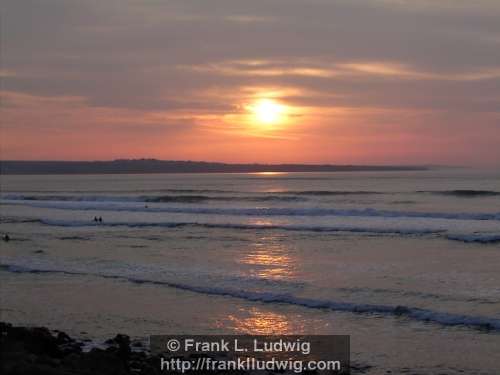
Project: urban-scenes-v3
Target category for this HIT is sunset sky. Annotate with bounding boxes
[2,0,500,166]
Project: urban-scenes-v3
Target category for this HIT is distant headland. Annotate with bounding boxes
[0,159,432,175]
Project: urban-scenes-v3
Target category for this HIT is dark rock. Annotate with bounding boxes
[1,322,129,375]
[63,348,128,375]
[105,334,131,360]
[7,326,61,358]
[56,332,72,345]
[59,342,83,356]
[1,321,307,375]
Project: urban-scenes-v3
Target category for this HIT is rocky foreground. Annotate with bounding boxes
[0,322,161,375]
[1,322,370,374]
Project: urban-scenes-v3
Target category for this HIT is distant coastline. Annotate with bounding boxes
[0,159,432,175]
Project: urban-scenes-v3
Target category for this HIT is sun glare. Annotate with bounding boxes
[251,99,285,125]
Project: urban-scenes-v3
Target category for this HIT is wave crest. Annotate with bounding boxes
[3,200,499,221]
[420,190,500,197]
[1,263,499,332]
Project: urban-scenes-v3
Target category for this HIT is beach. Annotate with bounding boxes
[1,169,500,374]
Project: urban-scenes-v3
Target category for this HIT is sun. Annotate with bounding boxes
[251,99,285,125]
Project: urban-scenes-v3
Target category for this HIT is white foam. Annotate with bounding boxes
[2,262,499,332]
[447,233,500,243]
[37,218,443,236]
[2,200,500,221]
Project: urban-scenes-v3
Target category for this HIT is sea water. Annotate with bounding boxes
[1,169,499,374]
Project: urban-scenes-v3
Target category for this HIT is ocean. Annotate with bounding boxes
[1,169,499,374]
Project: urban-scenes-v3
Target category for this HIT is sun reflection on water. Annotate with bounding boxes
[226,307,296,335]
[216,235,302,334]
[250,171,287,176]
[239,235,297,281]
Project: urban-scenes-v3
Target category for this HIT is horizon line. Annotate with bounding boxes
[0,158,451,167]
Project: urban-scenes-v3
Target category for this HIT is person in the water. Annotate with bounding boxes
[3,234,10,242]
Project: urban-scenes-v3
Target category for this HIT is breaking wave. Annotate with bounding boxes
[1,194,304,204]
[3,199,500,221]
[1,263,499,332]
[36,218,444,236]
[419,190,500,197]
[272,190,384,196]
[146,195,304,203]
[447,234,500,244]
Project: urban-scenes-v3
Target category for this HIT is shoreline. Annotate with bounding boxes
[0,160,433,175]
[0,322,372,374]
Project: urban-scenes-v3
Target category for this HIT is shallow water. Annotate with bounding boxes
[1,169,500,374]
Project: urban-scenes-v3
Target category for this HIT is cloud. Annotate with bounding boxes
[182,59,500,82]
[1,0,500,164]
[224,15,276,23]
